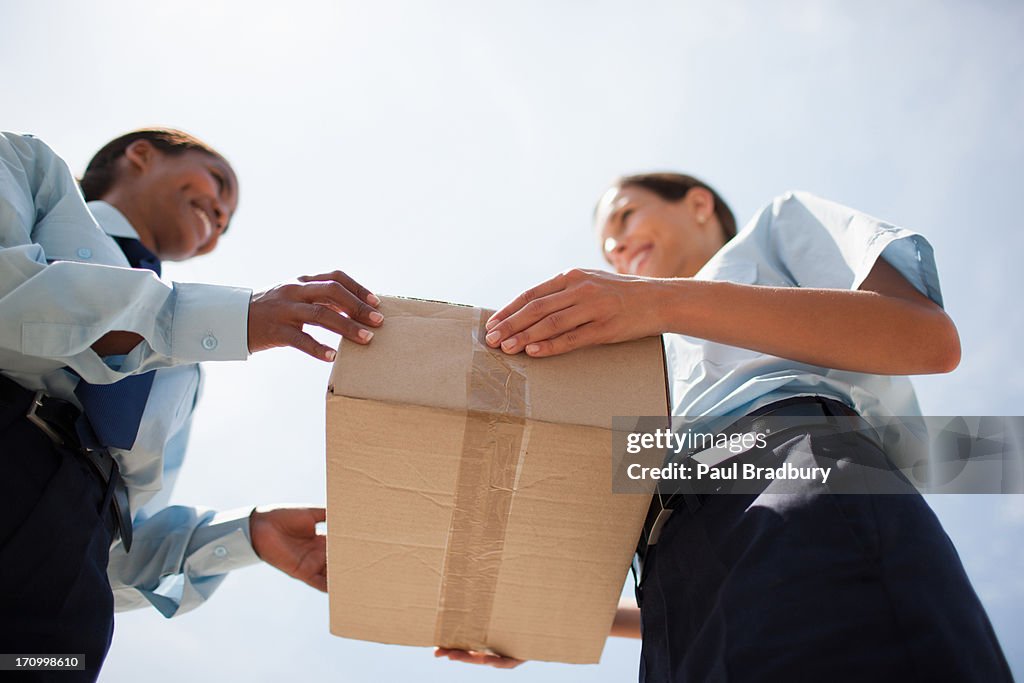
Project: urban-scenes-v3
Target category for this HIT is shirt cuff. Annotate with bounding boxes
[187,506,262,574]
[171,283,251,362]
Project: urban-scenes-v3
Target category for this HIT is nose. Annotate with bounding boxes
[211,200,229,234]
[603,236,629,270]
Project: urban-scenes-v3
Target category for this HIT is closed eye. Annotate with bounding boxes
[210,170,226,193]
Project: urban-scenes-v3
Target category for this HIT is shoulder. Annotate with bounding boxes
[747,190,865,243]
[0,132,67,179]
[1,131,56,158]
[700,191,849,282]
[724,191,810,245]
[762,190,839,221]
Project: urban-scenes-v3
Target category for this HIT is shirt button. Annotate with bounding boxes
[77,247,92,259]
[214,546,228,558]
[201,335,219,351]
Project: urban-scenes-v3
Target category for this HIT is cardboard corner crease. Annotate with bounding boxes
[324,296,668,664]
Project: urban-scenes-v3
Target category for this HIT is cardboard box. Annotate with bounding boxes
[325,296,668,664]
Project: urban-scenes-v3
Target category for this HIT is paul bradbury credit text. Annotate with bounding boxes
[626,461,833,483]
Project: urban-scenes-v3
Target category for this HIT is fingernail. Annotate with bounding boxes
[325,349,337,361]
[367,293,381,306]
[501,337,516,352]
[369,311,384,324]
[525,344,539,355]
[484,318,498,331]
[358,329,374,342]
[485,330,500,345]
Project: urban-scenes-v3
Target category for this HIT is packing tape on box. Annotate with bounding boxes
[433,309,532,653]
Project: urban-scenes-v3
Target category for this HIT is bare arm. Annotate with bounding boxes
[485,259,960,375]
[610,599,642,639]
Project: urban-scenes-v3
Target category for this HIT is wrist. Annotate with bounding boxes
[651,278,692,336]
[248,507,264,558]
[246,293,255,354]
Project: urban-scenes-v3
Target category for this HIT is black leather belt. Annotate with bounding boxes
[0,374,134,551]
[633,396,868,588]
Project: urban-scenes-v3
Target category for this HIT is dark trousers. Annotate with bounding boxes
[637,426,1014,683]
[0,413,115,683]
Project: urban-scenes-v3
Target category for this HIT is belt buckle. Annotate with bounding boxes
[26,390,65,446]
[645,492,674,547]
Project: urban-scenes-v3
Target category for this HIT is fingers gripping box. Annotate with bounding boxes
[325,296,668,664]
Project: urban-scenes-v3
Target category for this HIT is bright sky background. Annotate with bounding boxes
[4,1,1023,680]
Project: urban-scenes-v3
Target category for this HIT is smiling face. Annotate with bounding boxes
[104,141,239,261]
[596,184,725,278]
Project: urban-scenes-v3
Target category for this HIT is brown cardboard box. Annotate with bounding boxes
[325,296,668,664]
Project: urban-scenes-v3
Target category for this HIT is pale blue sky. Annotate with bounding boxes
[3,1,1022,680]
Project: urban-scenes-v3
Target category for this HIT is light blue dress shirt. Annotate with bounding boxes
[1,132,261,617]
[0,132,251,392]
[88,202,262,617]
[666,191,941,439]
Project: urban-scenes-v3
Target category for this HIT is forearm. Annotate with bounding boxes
[108,506,260,617]
[0,257,251,380]
[610,600,641,639]
[653,278,960,375]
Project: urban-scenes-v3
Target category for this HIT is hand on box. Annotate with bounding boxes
[432,601,639,670]
[434,648,524,669]
[484,268,664,358]
[249,505,327,591]
[248,270,383,362]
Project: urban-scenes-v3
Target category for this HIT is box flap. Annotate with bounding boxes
[328,296,666,428]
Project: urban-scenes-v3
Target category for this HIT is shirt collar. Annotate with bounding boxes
[87,200,141,240]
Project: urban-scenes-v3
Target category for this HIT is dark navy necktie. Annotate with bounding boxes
[75,238,162,450]
[112,237,162,277]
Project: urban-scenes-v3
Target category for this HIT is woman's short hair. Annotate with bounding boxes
[80,128,229,201]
